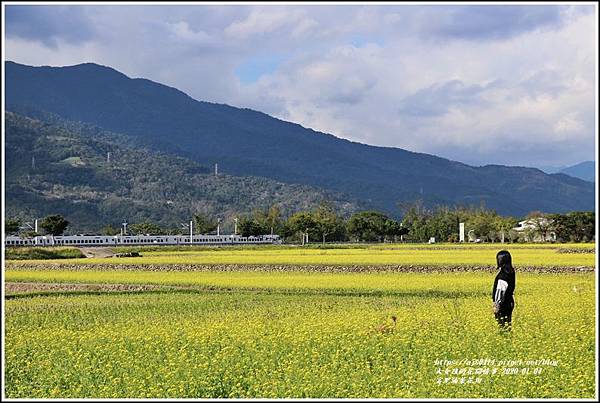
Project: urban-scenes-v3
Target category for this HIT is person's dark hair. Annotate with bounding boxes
[496,250,514,274]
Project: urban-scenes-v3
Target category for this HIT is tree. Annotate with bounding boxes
[400,201,431,242]
[520,226,536,243]
[572,212,595,242]
[287,211,319,243]
[21,230,38,238]
[237,215,266,237]
[5,218,21,235]
[347,211,389,242]
[165,227,185,235]
[425,206,460,242]
[264,205,282,235]
[526,211,555,242]
[383,218,404,242]
[128,222,164,235]
[507,229,519,243]
[550,211,595,242]
[493,216,517,243]
[252,205,281,235]
[466,209,498,242]
[39,214,69,236]
[313,203,343,244]
[193,213,218,234]
[101,224,120,236]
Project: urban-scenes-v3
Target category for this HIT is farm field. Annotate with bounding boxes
[7,242,596,268]
[3,243,597,398]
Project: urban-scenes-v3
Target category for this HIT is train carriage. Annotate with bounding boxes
[5,234,281,247]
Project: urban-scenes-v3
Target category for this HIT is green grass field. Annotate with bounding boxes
[4,243,597,398]
[5,246,85,260]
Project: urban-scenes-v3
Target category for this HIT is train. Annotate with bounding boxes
[4,234,281,247]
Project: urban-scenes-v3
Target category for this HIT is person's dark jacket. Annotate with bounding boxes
[492,250,515,315]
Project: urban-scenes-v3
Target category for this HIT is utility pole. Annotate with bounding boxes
[107,152,111,164]
[122,221,128,236]
[34,219,38,234]
[234,217,238,235]
[217,218,221,236]
[22,220,37,234]
[190,220,193,244]
[214,163,218,177]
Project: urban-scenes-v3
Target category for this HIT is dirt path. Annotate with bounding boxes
[78,247,115,258]
[6,262,595,273]
[5,282,172,294]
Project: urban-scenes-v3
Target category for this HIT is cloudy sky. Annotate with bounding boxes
[4,3,597,169]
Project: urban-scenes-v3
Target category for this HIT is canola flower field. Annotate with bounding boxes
[11,242,596,267]
[3,243,597,398]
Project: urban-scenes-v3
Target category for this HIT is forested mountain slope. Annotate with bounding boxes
[5,111,363,233]
[6,61,595,216]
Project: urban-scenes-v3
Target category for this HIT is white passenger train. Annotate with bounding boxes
[5,234,281,247]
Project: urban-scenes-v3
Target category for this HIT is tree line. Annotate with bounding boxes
[4,202,595,243]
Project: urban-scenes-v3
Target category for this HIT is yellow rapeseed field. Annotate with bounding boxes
[9,243,596,267]
[3,244,596,398]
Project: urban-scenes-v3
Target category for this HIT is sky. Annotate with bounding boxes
[4,3,597,169]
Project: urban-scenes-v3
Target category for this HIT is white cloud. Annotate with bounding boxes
[290,17,318,38]
[167,21,214,45]
[225,8,298,38]
[554,112,585,135]
[5,4,597,168]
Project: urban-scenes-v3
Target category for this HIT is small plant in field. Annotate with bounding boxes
[371,315,397,335]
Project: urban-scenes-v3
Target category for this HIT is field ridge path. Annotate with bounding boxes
[78,247,115,258]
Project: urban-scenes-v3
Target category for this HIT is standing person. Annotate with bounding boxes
[492,250,516,329]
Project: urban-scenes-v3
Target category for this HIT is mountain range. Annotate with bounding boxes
[5,110,364,233]
[559,161,595,183]
[5,61,595,223]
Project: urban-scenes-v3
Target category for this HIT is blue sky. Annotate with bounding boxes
[4,3,597,168]
[235,54,285,84]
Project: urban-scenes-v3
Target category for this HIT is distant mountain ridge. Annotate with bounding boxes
[5,61,595,216]
[559,161,595,183]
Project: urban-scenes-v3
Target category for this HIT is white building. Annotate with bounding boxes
[512,218,556,242]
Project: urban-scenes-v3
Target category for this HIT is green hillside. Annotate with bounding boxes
[5,112,364,233]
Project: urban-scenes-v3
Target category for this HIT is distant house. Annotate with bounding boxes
[513,218,556,242]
